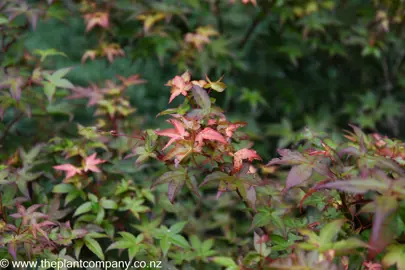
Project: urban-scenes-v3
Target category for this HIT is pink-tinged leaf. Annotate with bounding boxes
[84,153,106,173]
[233,148,262,173]
[368,196,398,260]
[216,190,224,200]
[151,171,186,203]
[246,185,257,211]
[200,171,232,187]
[191,85,211,112]
[195,128,227,146]
[163,143,193,163]
[285,164,313,190]
[53,164,82,179]
[224,122,247,138]
[166,74,192,103]
[151,171,185,189]
[338,146,360,157]
[155,119,190,150]
[168,180,184,204]
[266,149,307,166]
[170,119,187,136]
[317,179,390,194]
[8,241,17,260]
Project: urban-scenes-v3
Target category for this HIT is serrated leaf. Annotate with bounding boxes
[170,221,187,234]
[84,236,104,260]
[169,234,190,249]
[74,202,92,217]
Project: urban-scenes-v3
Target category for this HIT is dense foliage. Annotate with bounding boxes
[2,0,405,269]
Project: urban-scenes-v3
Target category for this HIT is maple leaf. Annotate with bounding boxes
[217,121,247,138]
[10,204,48,226]
[185,33,211,51]
[155,119,190,150]
[31,221,55,240]
[83,153,106,173]
[165,72,192,103]
[192,80,207,88]
[0,75,24,101]
[67,83,103,107]
[116,74,147,87]
[81,50,98,63]
[233,148,262,173]
[6,2,41,30]
[195,128,227,147]
[53,164,82,179]
[83,12,109,32]
[136,12,166,33]
[196,26,219,37]
[185,26,219,51]
[101,43,125,63]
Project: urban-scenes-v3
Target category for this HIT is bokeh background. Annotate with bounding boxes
[3,0,405,160]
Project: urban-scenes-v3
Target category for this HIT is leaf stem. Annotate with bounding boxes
[236,189,269,236]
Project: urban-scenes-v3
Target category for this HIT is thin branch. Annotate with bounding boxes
[238,9,267,49]
[0,112,24,143]
[214,0,224,33]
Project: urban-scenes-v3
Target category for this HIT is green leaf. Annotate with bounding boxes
[44,83,56,103]
[2,185,17,206]
[100,198,118,209]
[169,234,190,249]
[44,69,74,89]
[0,16,8,25]
[212,257,238,268]
[74,202,92,217]
[33,48,67,62]
[53,183,75,194]
[383,244,405,269]
[52,67,72,79]
[210,81,226,92]
[160,235,170,257]
[319,219,345,246]
[84,236,105,260]
[170,221,187,234]
[332,238,368,251]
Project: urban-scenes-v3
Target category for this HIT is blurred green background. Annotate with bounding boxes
[3,0,405,160]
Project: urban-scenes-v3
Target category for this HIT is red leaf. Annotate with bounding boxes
[233,148,262,173]
[155,119,190,150]
[166,72,192,103]
[368,196,398,259]
[84,153,106,173]
[195,127,227,146]
[53,164,82,179]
